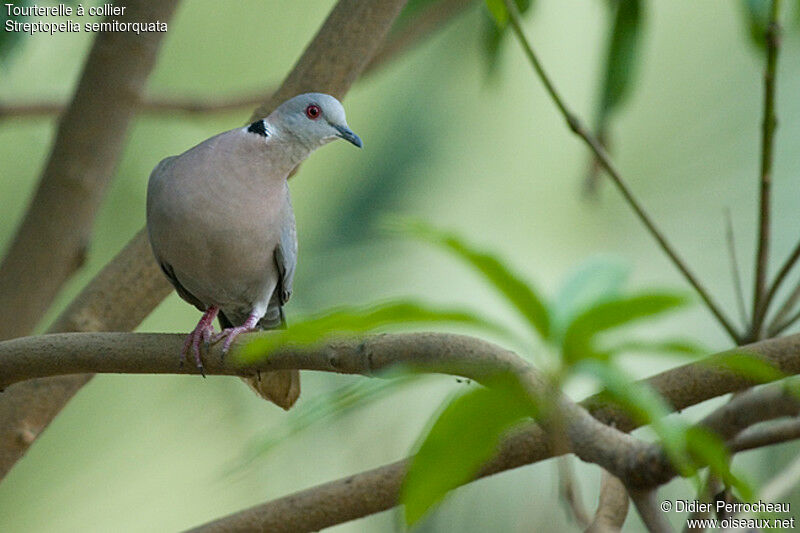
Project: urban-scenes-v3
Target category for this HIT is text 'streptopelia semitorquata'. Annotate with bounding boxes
[146,93,362,409]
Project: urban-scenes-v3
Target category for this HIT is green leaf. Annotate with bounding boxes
[552,256,629,339]
[796,0,800,27]
[394,0,447,31]
[685,426,753,501]
[482,0,535,72]
[0,0,29,63]
[704,350,785,384]
[237,300,505,362]
[401,373,536,525]
[391,218,551,340]
[485,0,509,28]
[739,0,770,50]
[608,338,706,357]
[562,292,689,364]
[598,0,643,118]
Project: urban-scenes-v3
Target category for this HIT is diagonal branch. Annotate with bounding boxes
[769,300,800,337]
[0,0,472,120]
[0,0,180,341]
[724,208,748,327]
[0,0,410,483]
[750,0,783,340]
[500,0,740,342]
[765,240,800,334]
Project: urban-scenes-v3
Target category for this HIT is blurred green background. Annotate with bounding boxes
[2,0,800,530]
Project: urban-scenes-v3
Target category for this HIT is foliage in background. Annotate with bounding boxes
[235,217,776,525]
[482,0,535,75]
[392,221,759,525]
[0,0,82,64]
[238,300,506,362]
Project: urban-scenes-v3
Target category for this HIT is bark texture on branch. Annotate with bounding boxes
[249,0,408,122]
[0,0,179,341]
[2,330,800,530]
[183,332,800,532]
[0,231,171,478]
[0,0,409,482]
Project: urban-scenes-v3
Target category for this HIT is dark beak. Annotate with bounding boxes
[333,124,363,148]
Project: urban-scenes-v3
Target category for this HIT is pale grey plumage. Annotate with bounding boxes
[146,93,361,409]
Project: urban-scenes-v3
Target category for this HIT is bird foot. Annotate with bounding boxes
[181,307,219,377]
[212,326,257,356]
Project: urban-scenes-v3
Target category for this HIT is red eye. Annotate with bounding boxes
[305,104,321,119]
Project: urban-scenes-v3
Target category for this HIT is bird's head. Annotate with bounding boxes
[267,93,362,149]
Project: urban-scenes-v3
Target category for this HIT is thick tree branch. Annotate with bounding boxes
[0,330,665,485]
[0,0,410,483]
[0,0,180,341]
[699,376,800,442]
[750,0,783,339]
[184,332,800,532]
[2,331,800,530]
[0,231,172,478]
[250,0,406,122]
[500,0,740,341]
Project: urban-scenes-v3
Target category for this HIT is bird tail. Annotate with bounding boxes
[241,370,300,410]
[220,310,301,410]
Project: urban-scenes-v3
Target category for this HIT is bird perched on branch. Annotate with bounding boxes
[146,93,362,409]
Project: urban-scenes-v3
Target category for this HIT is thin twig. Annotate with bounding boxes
[768,304,800,337]
[629,490,673,533]
[585,470,629,533]
[558,456,591,527]
[765,241,800,333]
[750,0,783,340]
[501,0,740,342]
[730,417,800,453]
[724,208,748,327]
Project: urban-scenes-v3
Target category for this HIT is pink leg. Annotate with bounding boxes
[212,311,261,355]
[182,306,219,376]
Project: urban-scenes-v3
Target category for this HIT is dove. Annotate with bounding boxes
[146,93,362,409]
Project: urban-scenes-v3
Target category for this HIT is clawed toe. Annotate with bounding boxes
[182,322,217,377]
[213,326,256,357]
